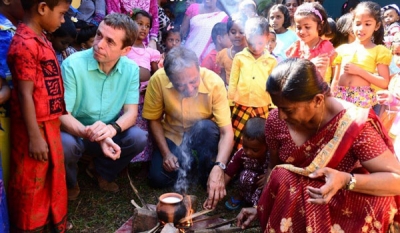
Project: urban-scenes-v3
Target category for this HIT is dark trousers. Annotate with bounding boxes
[148,119,220,189]
[62,126,147,188]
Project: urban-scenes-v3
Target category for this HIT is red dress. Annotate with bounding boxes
[7,23,67,232]
[258,108,398,233]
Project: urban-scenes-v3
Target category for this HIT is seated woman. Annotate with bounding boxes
[236,58,400,232]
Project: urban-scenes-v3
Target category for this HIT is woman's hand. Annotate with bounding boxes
[256,174,267,189]
[163,152,179,172]
[236,207,258,229]
[307,167,350,205]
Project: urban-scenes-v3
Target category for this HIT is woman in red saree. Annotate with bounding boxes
[236,58,400,233]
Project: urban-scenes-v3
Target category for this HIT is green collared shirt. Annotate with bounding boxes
[61,48,139,126]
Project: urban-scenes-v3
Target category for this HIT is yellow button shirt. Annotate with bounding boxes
[142,67,231,146]
[228,48,278,107]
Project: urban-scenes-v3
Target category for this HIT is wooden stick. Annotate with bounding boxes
[127,170,149,210]
[191,214,221,224]
[205,218,236,229]
[178,209,214,223]
[131,199,141,209]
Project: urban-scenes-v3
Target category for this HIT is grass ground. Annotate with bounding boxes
[67,162,260,233]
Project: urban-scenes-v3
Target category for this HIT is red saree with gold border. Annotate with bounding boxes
[259,107,398,233]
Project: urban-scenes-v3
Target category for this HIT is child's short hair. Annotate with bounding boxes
[211,22,228,45]
[130,8,153,29]
[21,0,72,11]
[269,4,291,29]
[242,117,266,142]
[295,2,330,37]
[245,16,269,38]
[76,25,97,44]
[52,15,76,38]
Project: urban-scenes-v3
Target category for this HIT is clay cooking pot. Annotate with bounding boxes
[156,193,187,225]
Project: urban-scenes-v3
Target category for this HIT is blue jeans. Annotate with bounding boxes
[62,126,147,188]
[148,119,220,189]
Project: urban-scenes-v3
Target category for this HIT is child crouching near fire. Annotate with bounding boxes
[224,117,269,210]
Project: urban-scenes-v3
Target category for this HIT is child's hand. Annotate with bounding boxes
[343,63,362,75]
[256,174,267,189]
[29,136,49,161]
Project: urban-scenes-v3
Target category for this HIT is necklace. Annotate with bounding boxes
[316,101,325,134]
[131,42,147,56]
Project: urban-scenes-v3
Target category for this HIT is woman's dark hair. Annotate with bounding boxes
[353,1,384,45]
[76,25,98,44]
[341,0,359,16]
[131,9,153,29]
[266,58,331,102]
[242,117,266,142]
[269,4,291,29]
[332,13,353,47]
[295,2,330,36]
[323,18,337,40]
[282,0,301,6]
[161,26,181,43]
[52,15,77,39]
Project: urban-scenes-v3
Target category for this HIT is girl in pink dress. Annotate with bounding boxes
[286,2,336,83]
[127,10,160,163]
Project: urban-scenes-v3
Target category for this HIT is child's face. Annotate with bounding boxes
[266,33,277,53]
[383,9,399,27]
[135,14,151,41]
[218,33,232,49]
[41,1,70,33]
[393,43,400,68]
[352,8,380,44]
[242,137,267,160]
[295,15,319,45]
[246,34,268,59]
[269,8,285,32]
[228,22,246,48]
[285,0,298,18]
[52,35,74,52]
[82,36,95,50]
[165,32,181,51]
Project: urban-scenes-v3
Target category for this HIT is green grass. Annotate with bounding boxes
[67,162,260,232]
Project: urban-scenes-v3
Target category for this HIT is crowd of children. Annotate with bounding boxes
[0,0,400,231]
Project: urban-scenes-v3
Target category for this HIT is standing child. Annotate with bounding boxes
[382,4,400,49]
[331,1,391,109]
[228,16,277,152]
[268,4,297,60]
[286,2,336,83]
[266,30,282,62]
[158,26,181,68]
[201,22,231,75]
[376,37,400,143]
[224,117,269,210]
[216,16,247,86]
[127,9,160,163]
[7,0,71,231]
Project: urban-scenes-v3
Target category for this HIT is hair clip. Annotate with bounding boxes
[166,24,174,31]
[297,3,323,21]
[71,16,78,23]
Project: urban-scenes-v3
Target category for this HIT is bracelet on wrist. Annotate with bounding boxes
[110,122,122,134]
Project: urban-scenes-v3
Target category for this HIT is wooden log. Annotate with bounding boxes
[160,223,179,233]
[189,227,243,233]
[132,208,158,232]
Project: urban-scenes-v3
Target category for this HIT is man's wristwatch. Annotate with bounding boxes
[110,122,122,134]
[214,161,226,171]
[345,173,356,190]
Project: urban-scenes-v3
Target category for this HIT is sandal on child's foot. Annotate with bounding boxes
[225,196,242,210]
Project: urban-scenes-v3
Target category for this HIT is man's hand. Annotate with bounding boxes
[203,166,226,209]
[99,137,121,160]
[29,136,49,161]
[85,121,116,142]
[163,152,179,172]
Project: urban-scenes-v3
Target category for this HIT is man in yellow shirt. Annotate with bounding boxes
[143,46,233,210]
